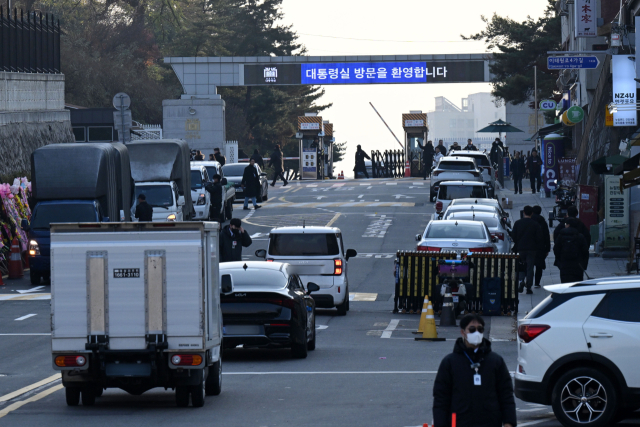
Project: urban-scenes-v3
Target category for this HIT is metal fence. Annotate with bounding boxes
[0,7,60,73]
[394,251,520,315]
[371,149,405,178]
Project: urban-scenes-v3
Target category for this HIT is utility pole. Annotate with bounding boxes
[534,65,539,153]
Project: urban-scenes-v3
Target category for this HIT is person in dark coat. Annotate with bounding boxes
[213,148,226,166]
[532,205,551,288]
[241,158,262,210]
[219,218,252,262]
[268,144,287,187]
[417,140,435,180]
[511,151,525,194]
[448,141,461,154]
[194,150,205,161]
[354,144,371,178]
[436,140,447,155]
[250,149,264,168]
[463,139,478,151]
[553,206,591,257]
[209,154,215,161]
[433,314,516,427]
[512,205,543,294]
[526,149,542,194]
[205,174,223,222]
[554,218,589,283]
[489,139,503,170]
[134,194,153,221]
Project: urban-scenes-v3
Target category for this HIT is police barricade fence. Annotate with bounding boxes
[394,251,519,316]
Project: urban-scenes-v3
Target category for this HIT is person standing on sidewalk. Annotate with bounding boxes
[553,218,589,283]
[205,174,223,222]
[531,205,551,288]
[527,150,542,194]
[512,205,543,294]
[433,314,516,427]
[417,140,435,180]
[241,158,262,211]
[511,152,525,194]
[268,144,288,187]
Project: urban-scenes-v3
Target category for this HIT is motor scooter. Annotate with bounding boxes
[548,180,576,227]
[436,260,474,316]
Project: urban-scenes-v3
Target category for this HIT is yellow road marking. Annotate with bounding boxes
[326,213,341,227]
[351,293,378,302]
[0,293,51,301]
[0,384,63,419]
[292,187,303,193]
[0,374,60,402]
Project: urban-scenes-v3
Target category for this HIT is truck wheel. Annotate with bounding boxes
[205,360,222,396]
[291,330,308,359]
[175,386,189,407]
[65,387,80,406]
[336,289,349,316]
[190,369,206,407]
[30,269,41,285]
[81,387,96,406]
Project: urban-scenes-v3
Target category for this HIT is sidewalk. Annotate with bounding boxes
[498,178,629,317]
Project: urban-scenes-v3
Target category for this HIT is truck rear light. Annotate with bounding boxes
[469,247,493,253]
[518,324,550,343]
[55,355,87,367]
[29,240,40,256]
[491,232,505,241]
[418,245,441,252]
[171,354,203,366]
[334,259,343,275]
[435,201,443,213]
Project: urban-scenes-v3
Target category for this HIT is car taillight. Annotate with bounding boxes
[334,259,343,275]
[432,171,440,176]
[171,354,203,366]
[491,232,505,241]
[265,298,296,308]
[418,245,441,252]
[471,171,481,177]
[266,258,274,262]
[55,355,87,367]
[518,325,550,343]
[435,201,443,213]
[469,247,493,253]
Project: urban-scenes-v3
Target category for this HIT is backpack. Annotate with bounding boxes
[561,235,579,262]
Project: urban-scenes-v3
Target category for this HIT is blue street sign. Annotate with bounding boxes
[547,56,600,70]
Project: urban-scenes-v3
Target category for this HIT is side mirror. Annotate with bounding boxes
[221,274,234,294]
[345,249,357,260]
[260,172,267,177]
[177,195,185,206]
[21,219,30,231]
[415,234,422,241]
[307,282,320,293]
[255,249,267,258]
[221,178,228,185]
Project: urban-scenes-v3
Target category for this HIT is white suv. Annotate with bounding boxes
[430,156,483,201]
[255,227,357,315]
[515,277,640,427]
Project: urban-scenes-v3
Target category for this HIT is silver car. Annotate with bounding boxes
[441,204,503,220]
[444,212,512,253]
[415,219,498,254]
[430,157,483,201]
[448,198,511,226]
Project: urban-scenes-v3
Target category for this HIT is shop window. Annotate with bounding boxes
[72,127,86,142]
[88,127,114,142]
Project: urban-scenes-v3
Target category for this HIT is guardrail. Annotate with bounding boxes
[394,251,519,315]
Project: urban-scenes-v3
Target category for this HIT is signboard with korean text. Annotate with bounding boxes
[300,122,320,130]
[604,175,629,249]
[404,120,425,127]
[301,148,317,180]
[547,56,599,69]
[612,55,637,127]
[542,135,564,192]
[558,157,577,187]
[575,0,596,38]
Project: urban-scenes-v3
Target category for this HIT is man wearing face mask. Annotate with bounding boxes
[219,218,252,262]
[433,314,516,427]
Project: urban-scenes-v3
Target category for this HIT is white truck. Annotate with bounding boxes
[50,222,231,407]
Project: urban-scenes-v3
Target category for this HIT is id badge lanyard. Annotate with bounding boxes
[463,351,482,386]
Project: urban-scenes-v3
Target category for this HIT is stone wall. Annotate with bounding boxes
[0,72,73,179]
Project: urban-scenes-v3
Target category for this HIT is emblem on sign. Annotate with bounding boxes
[263,67,277,83]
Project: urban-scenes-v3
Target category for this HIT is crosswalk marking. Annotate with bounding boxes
[0,293,51,301]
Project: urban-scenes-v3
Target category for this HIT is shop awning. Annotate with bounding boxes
[529,123,564,141]
[590,154,628,175]
[628,128,640,147]
[613,152,640,175]
[621,167,640,189]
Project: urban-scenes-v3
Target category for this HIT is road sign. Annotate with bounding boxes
[547,56,600,70]
[540,99,557,111]
[112,92,131,110]
[567,106,585,123]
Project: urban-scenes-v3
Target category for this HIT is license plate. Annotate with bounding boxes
[223,325,263,335]
[453,296,459,303]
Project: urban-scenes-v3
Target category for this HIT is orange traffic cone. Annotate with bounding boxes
[415,298,445,341]
[404,161,411,177]
[338,171,344,179]
[8,238,24,279]
[413,296,431,334]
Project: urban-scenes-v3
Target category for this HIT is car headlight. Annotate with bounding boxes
[196,193,206,205]
[29,240,40,256]
[166,214,176,221]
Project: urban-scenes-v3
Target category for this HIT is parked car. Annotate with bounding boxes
[448,150,496,198]
[220,262,318,358]
[255,227,357,316]
[190,165,212,220]
[515,277,640,427]
[191,160,236,220]
[415,219,498,254]
[443,211,512,253]
[222,163,269,203]
[447,198,511,226]
[430,156,483,201]
[435,181,490,215]
[440,203,505,222]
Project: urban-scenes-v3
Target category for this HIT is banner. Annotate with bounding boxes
[558,157,577,187]
[612,55,638,127]
[542,135,564,192]
[575,0,597,37]
[604,175,629,249]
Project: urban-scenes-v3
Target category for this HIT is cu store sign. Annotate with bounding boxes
[542,135,564,192]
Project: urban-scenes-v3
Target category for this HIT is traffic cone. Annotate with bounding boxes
[404,161,411,177]
[415,297,446,341]
[8,238,24,279]
[338,171,344,180]
[413,296,431,334]
[440,287,457,327]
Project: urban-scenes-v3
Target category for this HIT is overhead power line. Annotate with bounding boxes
[298,33,479,43]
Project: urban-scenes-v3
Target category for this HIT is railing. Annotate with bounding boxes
[131,123,163,140]
[371,149,405,178]
[0,7,60,73]
[394,251,520,315]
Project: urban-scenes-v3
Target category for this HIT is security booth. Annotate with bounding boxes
[323,121,335,179]
[297,113,323,180]
[402,111,428,177]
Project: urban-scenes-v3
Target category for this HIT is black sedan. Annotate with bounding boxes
[220,261,318,358]
[222,163,269,203]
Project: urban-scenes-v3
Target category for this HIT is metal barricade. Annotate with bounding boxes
[395,251,520,315]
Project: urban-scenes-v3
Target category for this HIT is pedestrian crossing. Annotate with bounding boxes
[0,293,50,301]
[260,202,415,208]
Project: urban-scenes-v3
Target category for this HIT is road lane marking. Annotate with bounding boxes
[363,215,392,238]
[326,213,341,227]
[518,417,555,426]
[0,294,51,301]
[349,293,377,302]
[0,374,60,402]
[14,314,36,321]
[0,333,50,336]
[316,325,328,330]
[358,195,364,199]
[16,286,45,294]
[222,371,439,375]
[367,186,372,189]
[381,319,400,338]
[292,187,303,193]
[0,384,63,419]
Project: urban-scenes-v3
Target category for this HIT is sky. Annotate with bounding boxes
[278,0,551,176]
